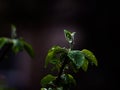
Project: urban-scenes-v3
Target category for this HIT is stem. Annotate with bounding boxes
[70,43,72,50]
[70,41,74,50]
[55,42,73,85]
[55,56,69,85]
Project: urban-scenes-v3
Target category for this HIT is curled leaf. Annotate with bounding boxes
[81,49,98,66]
[22,40,35,58]
[41,74,56,87]
[81,59,89,72]
[64,30,76,44]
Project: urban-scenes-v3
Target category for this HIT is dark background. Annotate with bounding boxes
[0,0,119,90]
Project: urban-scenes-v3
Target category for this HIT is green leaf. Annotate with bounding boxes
[56,87,63,90]
[68,50,85,69]
[12,39,24,53]
[21,39,34,58]
[0,37,8,49]
[48,88,54,90]
[41,74,56,87]
[60,74,76,89]
[41,88,47,90]
[81,59,89,72]
[67,74,76,85]
[64,30,76,44]
[45,46,67,68]
[81,49,98,66]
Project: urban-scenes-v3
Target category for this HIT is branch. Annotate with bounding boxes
[55,56,69,85]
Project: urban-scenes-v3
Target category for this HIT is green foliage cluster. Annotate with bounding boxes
[40,30,98,90]
[0,24,34,59]
[0,25,34,90]
[0,25,98,90]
